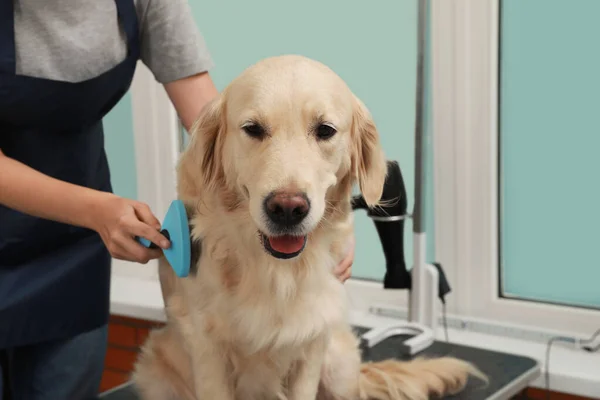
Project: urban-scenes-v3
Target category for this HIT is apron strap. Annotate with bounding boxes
[115,0,140,56]
[0,0,16,74]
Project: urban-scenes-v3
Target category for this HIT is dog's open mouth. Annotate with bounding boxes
[260,233,307,259]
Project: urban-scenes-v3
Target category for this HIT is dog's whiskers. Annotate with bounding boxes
[377,195,400,209]
[317,214,337,230]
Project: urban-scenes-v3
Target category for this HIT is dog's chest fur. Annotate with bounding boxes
[228,340,315,399]
[226,277,344,399]
[178,235,347,399]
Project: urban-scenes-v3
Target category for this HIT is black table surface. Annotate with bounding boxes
[100,326,540,400]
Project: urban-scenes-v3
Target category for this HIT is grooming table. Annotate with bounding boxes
[98,326,540,400]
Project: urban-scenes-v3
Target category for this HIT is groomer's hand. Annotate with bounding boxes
[90,193,171,264]
[334,235,355,283]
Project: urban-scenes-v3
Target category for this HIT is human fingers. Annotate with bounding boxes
[335,257,353,282]
[121,215,171,250]
[92,194,165,263]
[132,202,162,230]
[334,236,355,281]
[339,266,352,282]
[111,231,163,263]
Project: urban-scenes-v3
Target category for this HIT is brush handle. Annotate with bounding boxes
[136,229,170,249]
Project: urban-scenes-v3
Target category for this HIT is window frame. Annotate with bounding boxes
[418,0,598,335]
[111,61,181,281]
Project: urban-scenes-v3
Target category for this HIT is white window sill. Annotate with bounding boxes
[110,272,166,323]
[109,273,600,399]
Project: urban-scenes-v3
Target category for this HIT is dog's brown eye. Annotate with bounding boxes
[242,123,266,139]
[316,124,337,140]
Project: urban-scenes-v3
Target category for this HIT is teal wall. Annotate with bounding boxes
[500,0,600,309]
[102,0,600,308]
[188,0,436,281]
[103,93,138,201]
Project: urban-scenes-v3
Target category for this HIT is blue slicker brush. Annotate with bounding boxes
[136,200,191,278]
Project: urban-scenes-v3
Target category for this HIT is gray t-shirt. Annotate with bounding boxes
[12,0,214,84]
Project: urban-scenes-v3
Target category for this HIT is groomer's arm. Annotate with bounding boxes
[164,71,219,132]
[0,149,168,263]
[0,148,107,229]
[137,0,218,133]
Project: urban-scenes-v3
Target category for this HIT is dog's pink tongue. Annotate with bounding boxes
[268,235,305,254]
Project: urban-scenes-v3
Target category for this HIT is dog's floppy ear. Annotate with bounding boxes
[177,94,226,201]
[350,95,387,206]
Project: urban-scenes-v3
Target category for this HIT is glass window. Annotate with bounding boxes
[498,0,600,309]
[104,93,138,200]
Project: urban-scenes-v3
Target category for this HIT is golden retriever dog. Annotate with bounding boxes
[132,55,484,400]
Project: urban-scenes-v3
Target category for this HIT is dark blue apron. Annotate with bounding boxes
[0,0,140,348]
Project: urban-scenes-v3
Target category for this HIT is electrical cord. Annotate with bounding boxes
[431,258,598,399]
[433,262,451,344]
[580,328,600,352]
[544,336,569,400]
[430,296,453,359]
[544,328,599,400]
[441,299,449,343]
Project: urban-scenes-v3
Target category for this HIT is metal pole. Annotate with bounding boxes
[409,0,430,325]
[413,0,428,235]
[361,0,437,354]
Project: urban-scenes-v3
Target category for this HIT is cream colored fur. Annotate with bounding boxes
[132,55,485,400]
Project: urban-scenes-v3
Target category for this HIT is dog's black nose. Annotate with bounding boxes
[264,191,310,228]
